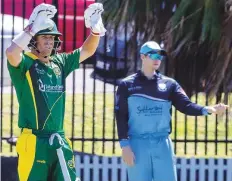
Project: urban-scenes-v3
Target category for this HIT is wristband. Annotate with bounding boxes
[119,139,130,148]
[91,31,100,36]
[202,107,211,115]
[12,31,32,50]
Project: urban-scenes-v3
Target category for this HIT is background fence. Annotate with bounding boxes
[1,0,232,158]
[2,154,232,181]
[75,156,232,181]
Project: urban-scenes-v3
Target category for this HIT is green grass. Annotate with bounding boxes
[1,92,232,157]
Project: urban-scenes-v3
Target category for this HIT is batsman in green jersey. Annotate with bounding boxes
[6,3,106,181]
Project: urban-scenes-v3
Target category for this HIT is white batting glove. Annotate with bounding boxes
[84,3,106,36]
[24,11,55,36]
[29,3,57,24]
[12,4,56,50]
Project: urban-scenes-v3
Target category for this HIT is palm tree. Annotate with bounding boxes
[163,0,232,100]
[101,0,232,101]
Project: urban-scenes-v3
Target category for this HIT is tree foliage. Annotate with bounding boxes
[101,0,232,100]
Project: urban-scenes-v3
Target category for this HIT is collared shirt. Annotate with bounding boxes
[7,50,80,131]
[115,70,205,147]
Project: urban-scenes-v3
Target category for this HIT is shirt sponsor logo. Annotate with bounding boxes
[128,86,142,91]
[158,83,167,92]
[36,160,46,164]
[67,159,75,168]
[53,67,61,76]
[37,79,64,92]
[137,105,162,116]
[36,68,46,75]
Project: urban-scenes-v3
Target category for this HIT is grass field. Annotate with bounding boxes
[1,92,232,157]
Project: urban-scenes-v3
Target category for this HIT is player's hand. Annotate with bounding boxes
[84,3,106,36]
[206,103,229,115]
[29,3,57,24]
[122,146,135,166]
[25,4,57,36]
[25,12,55,36]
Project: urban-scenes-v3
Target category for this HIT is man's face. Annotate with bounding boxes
[36,35,55,57]
[141,54,162,70]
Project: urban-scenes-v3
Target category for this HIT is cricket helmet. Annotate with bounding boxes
[28,20,62,55]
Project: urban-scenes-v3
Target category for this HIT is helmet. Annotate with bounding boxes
[28,21,62,55]
[35,21,62,36]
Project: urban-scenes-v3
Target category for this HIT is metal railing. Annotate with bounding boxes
[1,0,231,157]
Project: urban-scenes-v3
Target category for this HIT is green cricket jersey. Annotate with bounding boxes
[7,50,80,131]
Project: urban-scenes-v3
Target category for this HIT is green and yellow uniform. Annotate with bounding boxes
[8,50,80,181]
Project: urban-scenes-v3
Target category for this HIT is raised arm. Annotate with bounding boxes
[79,3,106,63]
[5,3,57,67]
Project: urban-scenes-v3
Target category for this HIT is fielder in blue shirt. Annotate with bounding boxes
[115,41,229,181]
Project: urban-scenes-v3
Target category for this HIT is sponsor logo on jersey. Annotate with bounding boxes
[67,159,75,168]
[128,86,142,91]
[36,160,46,164]
[136,105,162,116]
[38,79,45,92]
[37,79,64,92]
[158,83,167,92]
[53,67,61,76]
[36,68,46,75]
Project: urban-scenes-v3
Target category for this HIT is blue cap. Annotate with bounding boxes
[140,41,166,56]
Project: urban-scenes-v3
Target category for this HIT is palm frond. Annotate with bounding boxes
[163,0,231,99]
[100,0,231,100]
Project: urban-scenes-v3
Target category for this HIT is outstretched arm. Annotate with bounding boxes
[204,103,229,115]
[170,81,229,116]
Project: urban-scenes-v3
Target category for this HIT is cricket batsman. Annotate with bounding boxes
[6,3,106,181]
[115,41,229,181]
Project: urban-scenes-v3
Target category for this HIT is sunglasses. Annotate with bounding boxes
[146,53,163,60]
[145,50,166,61]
